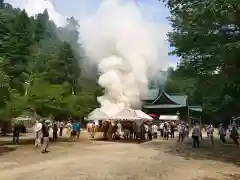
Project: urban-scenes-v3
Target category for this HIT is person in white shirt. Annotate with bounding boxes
[48,123,53,141]
[34,120,43,147]
[116,121,123,138]
[59,121,64,136]
[144,123,149,140]
[207,124,214,145]
[152,124,158,139]
[177,123,185,143]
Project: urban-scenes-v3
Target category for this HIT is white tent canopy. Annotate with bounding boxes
[88,107,153,122]
[135,110,153,120]
[87,108,110,121]
[111,108,137,120]
[159,115,179,121]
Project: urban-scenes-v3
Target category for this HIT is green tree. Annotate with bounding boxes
[2,10,34,92]
[44,42,80,93]
[0,3,100,123]
[164,0,240,122]
[0,67,10,108]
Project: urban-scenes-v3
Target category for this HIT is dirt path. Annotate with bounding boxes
[0,136,239,180]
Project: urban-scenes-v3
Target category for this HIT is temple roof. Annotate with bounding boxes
[142,88,187,106]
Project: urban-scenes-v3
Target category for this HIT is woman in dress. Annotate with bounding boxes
[66,121,72,138]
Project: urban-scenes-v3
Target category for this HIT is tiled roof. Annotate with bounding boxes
[142,89,187,106]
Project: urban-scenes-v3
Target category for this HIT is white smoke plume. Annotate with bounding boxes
[80,0,169,114]
[6,0,170,115]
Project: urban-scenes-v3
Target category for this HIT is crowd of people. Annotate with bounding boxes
[206,122,239,147]
[150,121,190,142]
[34,119,81,153]
[10,118,239,152]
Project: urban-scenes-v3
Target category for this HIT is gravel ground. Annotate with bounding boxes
[0,133,239,180]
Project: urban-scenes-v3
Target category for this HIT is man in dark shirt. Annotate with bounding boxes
[13,123,20,144]
[53,122,58,141]
[170,122,175,138]
[41,121,49,153]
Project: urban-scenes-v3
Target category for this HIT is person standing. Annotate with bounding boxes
[159,121,164,137]
[219,124,226,144]
[41,121,50,153]
[72,120,79,142]
[148,124,153,141]
[116,121,122,138]
[77,121,81,139]
[170,122,175,139]
[207,124,214,145]
[66,121,72,139]
[152,124,158,139]
[12,123,20,144]
[48,122,53,141]
[177,122,185,143]
[230,125,239,147]
[192,123,201,148]
[163,122,169,140]
[91,122,96,138]
[144,123,149,140]
[53,122,58,141]
[185,124,189,138]
[59,121,64,136]
[35,120,43,147]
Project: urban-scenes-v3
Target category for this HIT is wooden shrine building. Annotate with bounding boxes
[142,89,202,125]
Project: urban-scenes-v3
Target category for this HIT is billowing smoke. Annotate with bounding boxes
[80,0,169,114]
[7,0,170,115]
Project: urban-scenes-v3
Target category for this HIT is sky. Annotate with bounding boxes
[5,0,178,68]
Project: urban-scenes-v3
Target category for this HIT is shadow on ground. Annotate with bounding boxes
[0,137,83,146]
[0,146,16,156]
[147,138,240,167]
[194,172,240,180]
[92,136,148,144]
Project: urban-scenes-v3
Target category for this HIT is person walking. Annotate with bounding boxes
[219,124,226,144]
[72,120,79,142]
[170,122,175,139]
[35,120,43,147]
[192,123,201,148]
[41,121,50,153]
[207,124,214,145]
[177,122,185,143]
[12,123,20,144]
[230,125,239,147]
